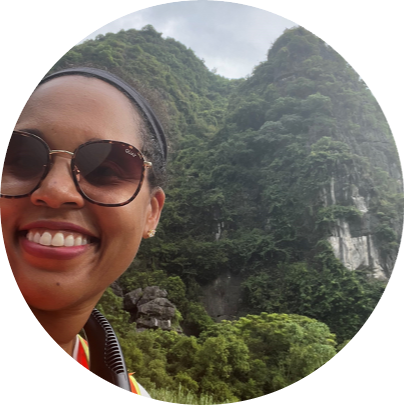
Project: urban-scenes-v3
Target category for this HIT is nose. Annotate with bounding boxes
[30,155,85,209]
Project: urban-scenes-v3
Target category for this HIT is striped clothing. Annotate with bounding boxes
[73,335,152,405]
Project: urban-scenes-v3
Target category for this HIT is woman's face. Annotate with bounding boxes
[1,76,165,312]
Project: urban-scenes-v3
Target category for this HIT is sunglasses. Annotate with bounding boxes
[0,131,152,207]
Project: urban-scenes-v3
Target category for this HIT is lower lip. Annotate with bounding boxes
[20,236,92,260]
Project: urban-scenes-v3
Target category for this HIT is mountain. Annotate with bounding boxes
[53,25,402,343]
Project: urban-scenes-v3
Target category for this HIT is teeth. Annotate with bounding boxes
[74,236,83,246]
[26,230,91,247]
[33,232,41,243]
[51,232,64,247]
[65,235,74,247]
[40,232,52,246]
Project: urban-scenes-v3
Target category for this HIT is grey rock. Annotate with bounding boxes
[123,286,181,333]
[123,288,143,311]
[158,320,172,330]
[323,173,396,279]
[200,272,243,320]
[137,286,167,306]
[138,299,176,319]
[136,317,159,329]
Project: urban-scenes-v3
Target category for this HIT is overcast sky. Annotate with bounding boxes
[82,1,297,79]
[72,0,405,78]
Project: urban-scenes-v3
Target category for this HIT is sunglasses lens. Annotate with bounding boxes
[1,134,146,206]
[75,142,144,205]
[1,133,48,196]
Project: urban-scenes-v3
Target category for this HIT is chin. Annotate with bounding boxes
[19,285,73,312]
[28,298,75,313]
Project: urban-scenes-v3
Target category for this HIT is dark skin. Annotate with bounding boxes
[1,76,165,355]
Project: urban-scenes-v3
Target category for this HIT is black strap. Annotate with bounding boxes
[17,67,167,161]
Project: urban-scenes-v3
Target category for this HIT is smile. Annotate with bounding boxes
[19,228,99,260]
[26,229,90,247]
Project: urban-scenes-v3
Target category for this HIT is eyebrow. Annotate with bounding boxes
[15,129,103,144]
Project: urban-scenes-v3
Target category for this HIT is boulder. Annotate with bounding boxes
[123,286,181,333]
[137,286,168,306]
[138,299,176,319]
[123,288,143,311]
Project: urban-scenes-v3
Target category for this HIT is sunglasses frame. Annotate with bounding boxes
[1,130,152,207]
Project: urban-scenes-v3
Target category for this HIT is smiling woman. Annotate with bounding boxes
[0,67,167,396]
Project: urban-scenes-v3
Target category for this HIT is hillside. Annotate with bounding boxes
[51,25,402,401]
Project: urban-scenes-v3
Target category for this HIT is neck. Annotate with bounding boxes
[59,337,76,356]
[27,307,85,351]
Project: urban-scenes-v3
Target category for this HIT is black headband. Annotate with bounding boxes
[39,67,167,162]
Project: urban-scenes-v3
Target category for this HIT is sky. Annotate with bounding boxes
[82,1,297,79]
[72,0,405,79]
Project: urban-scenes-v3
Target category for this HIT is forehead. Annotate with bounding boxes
[16,75,142,148]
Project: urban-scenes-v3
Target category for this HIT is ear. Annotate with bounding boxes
[143,187,166,239]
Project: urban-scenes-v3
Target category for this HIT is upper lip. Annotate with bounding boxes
[20,221,98,239]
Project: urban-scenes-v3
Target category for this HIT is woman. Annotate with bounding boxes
[0,67,167,395]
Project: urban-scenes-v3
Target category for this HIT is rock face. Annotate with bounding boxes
[200,272,243,321]
[321,174,401,280]
[123,286,181,333]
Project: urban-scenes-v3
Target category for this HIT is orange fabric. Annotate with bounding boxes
[129,373,141,395]
[77,338,90,405]
[76,336,143,405]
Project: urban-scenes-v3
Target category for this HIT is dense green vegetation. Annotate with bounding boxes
[97,289,337,403]
[54,25,402,402]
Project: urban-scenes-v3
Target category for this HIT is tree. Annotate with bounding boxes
[199,313,337,398]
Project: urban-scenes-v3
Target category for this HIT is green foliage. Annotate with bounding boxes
[96,287,132,338]
[317,205,363,225]
[242,253,386,342]
[301,92,333,116]
[228,94,269,130]
[182,302,215,336]
[197,313,336,398]
[174,373,199,393]
[96,288,338,400]
[286,77,316,98]
[64,25,402,402]
[149,385,232,405]
[120,267,168,292]
[167,335,200,373]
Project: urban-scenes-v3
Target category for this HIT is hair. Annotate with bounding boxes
[37,63,170,190]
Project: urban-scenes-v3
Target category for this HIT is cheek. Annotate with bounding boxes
[1,200,21,242]
[96,204,148,273]
[100,206,144,240]
[79,214,143,300]
[1,199,17,219]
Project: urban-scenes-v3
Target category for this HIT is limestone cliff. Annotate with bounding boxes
[324,180,387,279]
